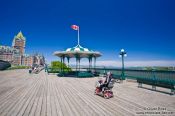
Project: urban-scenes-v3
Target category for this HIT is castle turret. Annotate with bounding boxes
[12,31,26,55]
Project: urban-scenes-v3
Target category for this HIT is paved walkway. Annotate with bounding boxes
[0,69,175,116]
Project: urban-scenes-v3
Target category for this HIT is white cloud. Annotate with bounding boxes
[69,60,175,67]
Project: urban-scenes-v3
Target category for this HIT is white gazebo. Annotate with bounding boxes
[54,44,101,72]
[53,25,102,74]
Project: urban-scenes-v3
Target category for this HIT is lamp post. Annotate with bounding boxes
[119,49,127,80]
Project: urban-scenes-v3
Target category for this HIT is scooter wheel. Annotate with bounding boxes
[104,93,109,99]
[111,92,114,97]
[94,89,98,95]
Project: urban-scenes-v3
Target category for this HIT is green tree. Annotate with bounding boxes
[51,61,71,72]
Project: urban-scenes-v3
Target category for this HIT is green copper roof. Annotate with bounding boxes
[15,31,26,40]
[54,44,102,58]
[66,44,92,52]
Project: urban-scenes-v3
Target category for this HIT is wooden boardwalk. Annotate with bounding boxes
[0,69,175,116]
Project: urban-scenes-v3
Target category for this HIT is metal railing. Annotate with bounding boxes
[46,67,175,82]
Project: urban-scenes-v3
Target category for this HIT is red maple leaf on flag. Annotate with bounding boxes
[71,25,79,30]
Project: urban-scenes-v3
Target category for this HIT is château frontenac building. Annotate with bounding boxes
[0,31,45,66]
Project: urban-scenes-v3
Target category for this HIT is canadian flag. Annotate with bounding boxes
[71,25,79,30]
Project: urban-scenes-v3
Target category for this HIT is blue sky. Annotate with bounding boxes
[0,0,175,66]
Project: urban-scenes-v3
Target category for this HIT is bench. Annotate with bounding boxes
[137,77,175,95]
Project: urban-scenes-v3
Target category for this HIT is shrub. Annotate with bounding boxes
[51,61,71,72]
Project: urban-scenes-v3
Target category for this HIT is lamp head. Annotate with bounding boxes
[121,49,125,52]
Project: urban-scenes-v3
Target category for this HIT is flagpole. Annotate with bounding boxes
[78,27,80,45]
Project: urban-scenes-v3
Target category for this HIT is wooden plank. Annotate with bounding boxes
[46,77,52,116]
[50,77,64,116]
[40,72,47,116]
[1,82,35,115]
[49,77,58,116]
[0,70,175,116]
[54,78,73,116]
[13,78,40,116]
[0,74,30,105]
[6,75,40,116]
[22,77,42,116]
[63,83,96,116]
[0,72,32,115]
[34,72,45,116]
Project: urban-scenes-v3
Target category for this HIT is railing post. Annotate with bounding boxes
[122,55,125,80]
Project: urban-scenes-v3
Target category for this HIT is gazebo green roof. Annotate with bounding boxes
[66,44,93,52]
[54,44,102,58]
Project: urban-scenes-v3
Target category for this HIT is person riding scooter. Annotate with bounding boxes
[95,71,116,99]
[99,72,113,91]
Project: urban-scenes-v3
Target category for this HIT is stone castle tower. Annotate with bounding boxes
[12,31,26,55]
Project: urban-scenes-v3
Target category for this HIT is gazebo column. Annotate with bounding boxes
[75,55,78,73]
[67,57,70,67]
[60,56,63,73]
[78,57,81,72]
[75,54,80,73]
[62,56,65,72]
[76,56,80,77]
[94,56,96,70]
[88,57,90,71]
[88,56,92,71]
[90,58,92,70]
